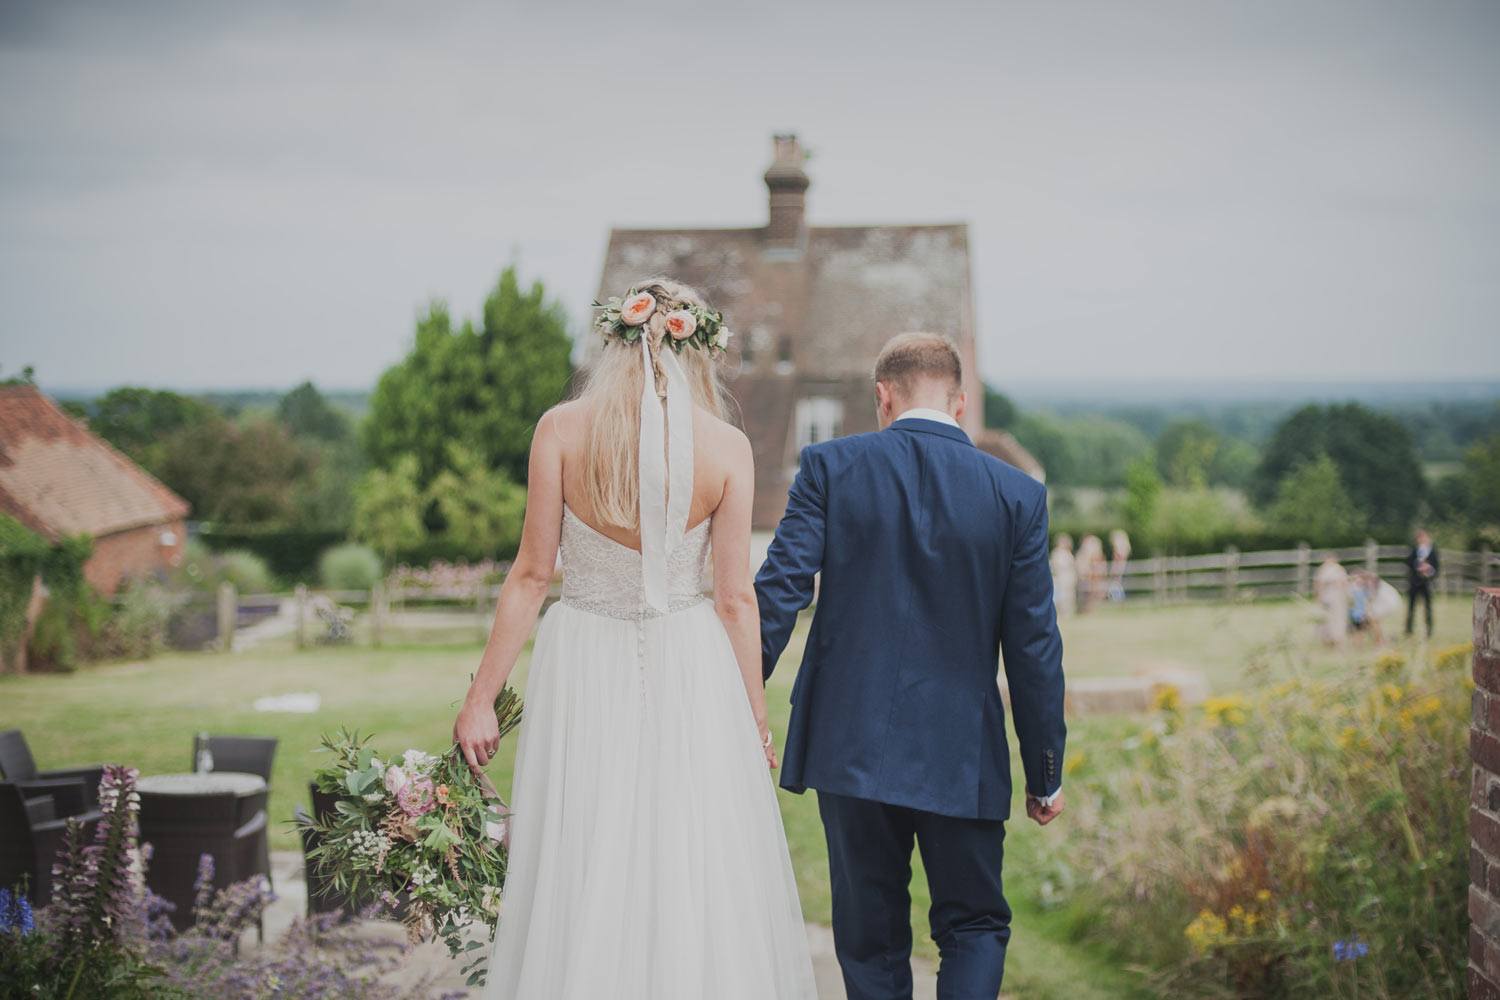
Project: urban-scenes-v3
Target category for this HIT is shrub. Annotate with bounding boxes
[1062,645,1471,997]
[214,549,274,595]
[101,580,178,660]
[319,543,384,591]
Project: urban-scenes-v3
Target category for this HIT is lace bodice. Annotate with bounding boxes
[559,505,712,620]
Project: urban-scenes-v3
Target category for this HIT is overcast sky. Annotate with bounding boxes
[2,0,1496,392]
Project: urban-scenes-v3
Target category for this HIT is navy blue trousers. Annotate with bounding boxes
[817,789,1011,1000]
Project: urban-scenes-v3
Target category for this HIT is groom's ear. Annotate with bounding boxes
[952,390,967,423]
[874,381,893,422]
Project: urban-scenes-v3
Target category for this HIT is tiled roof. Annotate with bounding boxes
[0,385,190,541]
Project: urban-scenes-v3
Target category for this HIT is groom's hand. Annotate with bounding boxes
[1025,792,1064,826]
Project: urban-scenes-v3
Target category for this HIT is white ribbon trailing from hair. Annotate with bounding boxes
[637,335,694,612]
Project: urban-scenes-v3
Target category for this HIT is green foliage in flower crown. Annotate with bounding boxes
[302,686,523,988]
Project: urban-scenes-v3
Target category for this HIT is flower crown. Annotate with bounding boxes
[592,287,733,357]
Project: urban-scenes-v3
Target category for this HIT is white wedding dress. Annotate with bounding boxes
[482,341,816,999]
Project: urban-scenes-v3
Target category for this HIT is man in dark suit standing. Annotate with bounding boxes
[1405,527,1439,637]
[755,333,1066,1000]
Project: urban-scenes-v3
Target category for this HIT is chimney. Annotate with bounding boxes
[763,133,809,250]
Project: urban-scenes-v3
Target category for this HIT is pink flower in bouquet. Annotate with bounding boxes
[397,776,436,817]
[384,765,410,797]
[620,291,656,326]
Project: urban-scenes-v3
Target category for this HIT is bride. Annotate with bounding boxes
[452,279,818,998]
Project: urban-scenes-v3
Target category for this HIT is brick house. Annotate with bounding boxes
[596,134,1043,529]
[0,383,190,597]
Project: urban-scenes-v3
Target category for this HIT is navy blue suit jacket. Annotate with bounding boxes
[755,417,1066,821]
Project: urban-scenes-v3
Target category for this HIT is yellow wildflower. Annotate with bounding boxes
[1064,752,1087,776]
[1203,695,1250,727]
[1255,889,1272,903]
[1374,651,1406,680]
[1184,910,1229,954]
[1152,684,1182,714]
[1379,683,1404,707]
[1434,643,1473,671]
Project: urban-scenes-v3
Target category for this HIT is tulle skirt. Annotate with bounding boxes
[482,600,817,999]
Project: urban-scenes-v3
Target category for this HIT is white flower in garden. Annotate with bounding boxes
[620,291,657,326]
[384,765,410,796]
[663,310,696,340]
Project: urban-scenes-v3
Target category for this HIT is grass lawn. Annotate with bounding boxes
[1,595,1475,998]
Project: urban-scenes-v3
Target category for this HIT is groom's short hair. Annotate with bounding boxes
[873,333,963,399]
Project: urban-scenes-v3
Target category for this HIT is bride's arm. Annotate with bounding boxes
[710,430,776,767]
[454,408,565,773]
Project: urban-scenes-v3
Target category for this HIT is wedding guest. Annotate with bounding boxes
[1313,555,1349,647]
[1050,533,1078,617]
[1404,528,1439,638]
[1364,571,1403,645]
[1107,528,1131,602]
[1076,534,1106,612]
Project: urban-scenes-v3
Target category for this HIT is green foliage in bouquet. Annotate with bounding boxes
[302,686,523,987]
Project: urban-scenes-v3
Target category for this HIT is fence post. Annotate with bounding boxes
[1295,542,1311,598]
[294,583,308,650]
[216,581,236,653]
[1364,538,1379,577]
[370,581,385,648]
[1224,546,1239,602]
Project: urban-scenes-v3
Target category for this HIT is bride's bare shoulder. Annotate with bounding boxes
[694,406,752,465]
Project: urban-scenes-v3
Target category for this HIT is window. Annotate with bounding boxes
[795,396,844,451]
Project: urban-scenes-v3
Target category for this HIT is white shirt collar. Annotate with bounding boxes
[894,407,960,428]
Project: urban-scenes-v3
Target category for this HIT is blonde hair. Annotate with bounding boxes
[578,278,727,531]
[873,332,963,401]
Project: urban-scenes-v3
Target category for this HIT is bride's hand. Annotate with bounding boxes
[759,721,778,770]
[454,694,501,776]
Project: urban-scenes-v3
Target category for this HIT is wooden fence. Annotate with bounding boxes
[1113,542,1497,605]
[191,542,1498,651]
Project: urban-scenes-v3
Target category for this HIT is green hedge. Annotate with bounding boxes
[194,526,345,580]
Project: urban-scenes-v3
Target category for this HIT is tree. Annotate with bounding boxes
[277,382,350,442]
[427,443,527,560]
[154,416,317,525]
[1252,403,1425,533]
[1121,455,1163,542]
[364,266,573,487]
[983,384,1018,429]
[352,455,428,562]
[1265,453,1366,542]
[85,387,220,474]
[1155,419,1220,488]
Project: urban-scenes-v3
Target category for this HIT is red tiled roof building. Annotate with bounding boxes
[0,383,189,596]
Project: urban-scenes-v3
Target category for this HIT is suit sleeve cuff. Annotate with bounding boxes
[1029,785,1062,808]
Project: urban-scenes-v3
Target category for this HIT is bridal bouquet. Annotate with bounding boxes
[301,686,522,986]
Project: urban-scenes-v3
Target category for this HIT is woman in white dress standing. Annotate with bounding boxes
[452,279,817,999]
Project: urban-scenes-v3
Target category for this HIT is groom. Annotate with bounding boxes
[756,333,1066,1000]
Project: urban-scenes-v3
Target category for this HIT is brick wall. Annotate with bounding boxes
[1471,588,1500,998]
[84,518,186,596]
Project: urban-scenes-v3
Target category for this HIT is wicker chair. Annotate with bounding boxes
[191,735,277,887]
[0,781,102,904]
[138,789,268,934]
[0,729,104,812]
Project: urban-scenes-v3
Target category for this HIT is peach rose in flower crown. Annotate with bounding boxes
[664,310,697,341]
[620,291,657,326]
